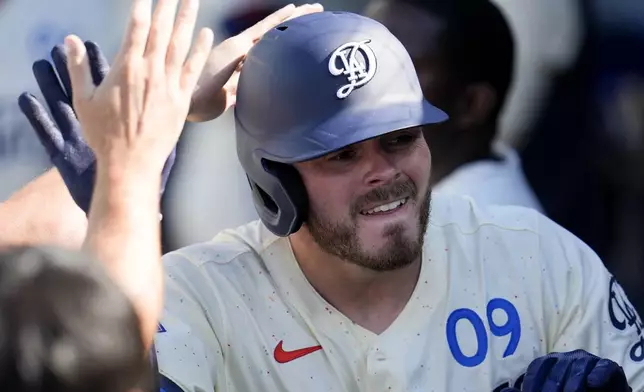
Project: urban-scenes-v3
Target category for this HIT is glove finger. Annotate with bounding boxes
[543,357,575,392]
[523,356,559,392]
[51,44,73,101]
[51,41,110,100]
[587,359,628,390]
[18,93,64,158]
[160,147,177,194]
[32,59,78,140]
[84,41,110,85]
[563,357,597,392]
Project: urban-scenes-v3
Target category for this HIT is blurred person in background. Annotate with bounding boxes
[0,246,153,392]
[364,0,543,211]
[488,0,584,148]
[598,70,644,311]
[520,0,644,312]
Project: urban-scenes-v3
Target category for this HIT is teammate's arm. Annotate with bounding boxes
[0,168,86,249]
[63,0,213,348]
[541,216,644,389]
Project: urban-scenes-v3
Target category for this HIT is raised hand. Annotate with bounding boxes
[66,0,213,172]
[187,2,323,122]
[63,0,214,351]
[18,41,177,214]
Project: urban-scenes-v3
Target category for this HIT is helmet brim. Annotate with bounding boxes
[256,99,448,164]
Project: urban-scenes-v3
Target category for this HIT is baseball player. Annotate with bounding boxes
[5,1,644,391]
[152,12,644,391]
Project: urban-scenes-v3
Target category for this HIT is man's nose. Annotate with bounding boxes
[361,143,401,187]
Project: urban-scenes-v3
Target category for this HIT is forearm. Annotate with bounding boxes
[82,162,164,350]
[0,168,87,249]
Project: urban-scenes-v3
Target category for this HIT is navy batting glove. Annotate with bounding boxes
[17,41,176,214]
[518,349,631,392]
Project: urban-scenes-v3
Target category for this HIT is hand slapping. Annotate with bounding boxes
[66,0,213,172]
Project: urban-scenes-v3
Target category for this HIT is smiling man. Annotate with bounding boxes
[153,11,641,392]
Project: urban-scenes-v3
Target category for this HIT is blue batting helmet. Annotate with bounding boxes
[235,11,448,236]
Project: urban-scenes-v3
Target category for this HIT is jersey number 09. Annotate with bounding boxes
[446,298,521,368]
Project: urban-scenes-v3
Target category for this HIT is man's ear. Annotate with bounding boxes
[452,83,497,129]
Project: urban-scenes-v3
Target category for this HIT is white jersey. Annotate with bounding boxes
[154,195,644,391]
[433,143,543,213]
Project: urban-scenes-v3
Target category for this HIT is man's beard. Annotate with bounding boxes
[305,180,431,272]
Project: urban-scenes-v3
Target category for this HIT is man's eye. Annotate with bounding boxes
[384,132,418,147]
[328,149,356,161]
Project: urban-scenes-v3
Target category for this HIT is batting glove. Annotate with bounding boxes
[17,42,176,214]
[501,349,631,392]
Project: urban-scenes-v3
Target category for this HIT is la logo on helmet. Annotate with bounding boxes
[328,39,377,99]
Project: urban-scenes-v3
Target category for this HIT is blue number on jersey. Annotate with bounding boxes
[446,298,521,367]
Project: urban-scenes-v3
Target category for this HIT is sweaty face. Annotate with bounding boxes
[294,128,432,271]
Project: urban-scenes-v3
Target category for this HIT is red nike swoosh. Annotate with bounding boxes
[273,340,322,363]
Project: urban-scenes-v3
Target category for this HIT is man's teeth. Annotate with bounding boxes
[362,198,407,215]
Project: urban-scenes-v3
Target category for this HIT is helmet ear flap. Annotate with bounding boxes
[247,160,308,237]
